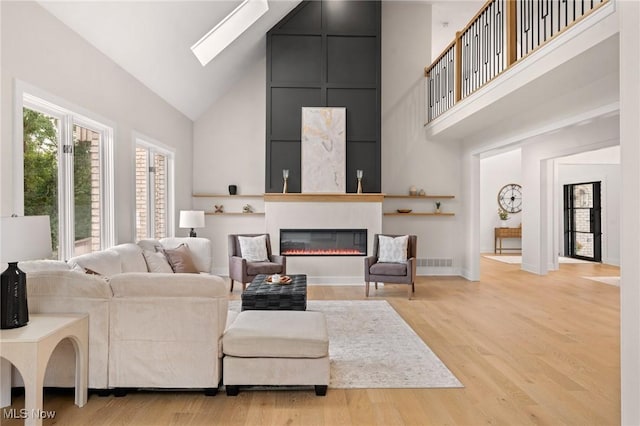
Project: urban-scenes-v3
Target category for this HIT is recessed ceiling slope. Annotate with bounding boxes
[38,1,300,121]
[191,0,270,66]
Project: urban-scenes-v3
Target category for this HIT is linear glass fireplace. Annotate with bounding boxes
[280,229,367,256]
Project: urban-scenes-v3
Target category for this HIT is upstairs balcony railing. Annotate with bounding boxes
[425,0,610,123]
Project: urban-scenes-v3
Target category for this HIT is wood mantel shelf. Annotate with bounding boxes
[264,193,385,203]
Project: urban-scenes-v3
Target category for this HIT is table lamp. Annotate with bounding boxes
[0,215,52,329]
[179,210,205,237]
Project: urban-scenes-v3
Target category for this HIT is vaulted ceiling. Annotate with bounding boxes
[39,1,300,120]
[39,1,480,122]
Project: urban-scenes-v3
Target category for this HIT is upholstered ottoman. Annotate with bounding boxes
[222,310,329,396]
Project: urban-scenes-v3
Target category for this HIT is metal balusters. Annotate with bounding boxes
[517,0,605,59]
[460,0,506,99]
[424,0,609,124]
[425,43,456,121]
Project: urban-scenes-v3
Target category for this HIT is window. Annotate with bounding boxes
[20,88,114,260]
[135,136,174,240]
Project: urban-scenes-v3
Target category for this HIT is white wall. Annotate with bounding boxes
[382,1,464,275]
[430,1,484,62]
[0,2,193,243]
[619,1,640,423]
[480,149,522,252]
[192,54,268,273]
[192,57,266,197]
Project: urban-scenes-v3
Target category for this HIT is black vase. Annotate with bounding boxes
[228,185,237,195]
[1,262,29,329]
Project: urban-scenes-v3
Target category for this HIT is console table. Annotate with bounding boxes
[0,314,89,426]
[494,227,522,254]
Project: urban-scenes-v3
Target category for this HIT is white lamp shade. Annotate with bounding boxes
[0,215,52,263]
[179,210,205,229]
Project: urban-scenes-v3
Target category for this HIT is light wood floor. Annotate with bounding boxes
[3,257,620,425]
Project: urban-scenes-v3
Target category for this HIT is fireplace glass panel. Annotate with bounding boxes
[280,229,367,256]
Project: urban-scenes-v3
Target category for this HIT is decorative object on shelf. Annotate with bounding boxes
[419,189,426,196]
[409,185,417,196]
[435,202,441,213]
[282,169,289,194]
[242,204,254,213]
[228,185,237,195]
[0,215,52,329]
[179,210,205,237]
[497,183,522,213]
[498,208,509,227]
[397,209,412,214]
[214,205,224,214]
[356,169,363,194]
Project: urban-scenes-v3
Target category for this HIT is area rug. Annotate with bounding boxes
[583,276,620,286]
[484,255,594,264]
[228,300,462,389]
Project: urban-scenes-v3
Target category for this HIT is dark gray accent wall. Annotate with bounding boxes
[266,0,381,193]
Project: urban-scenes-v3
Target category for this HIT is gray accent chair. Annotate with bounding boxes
[364,234,417,299]
[228,234,287,292]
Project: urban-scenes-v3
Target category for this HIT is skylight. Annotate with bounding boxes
[191,0,269,66]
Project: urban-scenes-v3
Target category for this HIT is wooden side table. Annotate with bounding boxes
[494,227,522,254]
[0,314,89,426]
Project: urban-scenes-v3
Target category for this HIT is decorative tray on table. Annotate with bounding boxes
[266,275,292,284]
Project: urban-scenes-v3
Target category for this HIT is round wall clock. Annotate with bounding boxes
[498,183,522,213]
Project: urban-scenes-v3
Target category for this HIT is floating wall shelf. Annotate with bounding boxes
[193,193,264,198]
[384,194,455,199]
[205,212,265,216]
[383,212,455,216]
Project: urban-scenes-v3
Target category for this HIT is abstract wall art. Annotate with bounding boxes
[301,107,346,193]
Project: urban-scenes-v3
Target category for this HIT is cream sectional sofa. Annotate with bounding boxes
[16,237,229,394]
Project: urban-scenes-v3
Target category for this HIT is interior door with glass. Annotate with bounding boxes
[563,181,602,262]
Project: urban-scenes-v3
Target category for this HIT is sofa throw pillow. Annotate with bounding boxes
[83,267,111,283]
[238,235,269,262]
[378,235,409,263]
[163,244,199,273]
[142,250,174,273]
[137,238,163,252]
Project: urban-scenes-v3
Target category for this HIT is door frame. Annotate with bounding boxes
[563,181,602,262]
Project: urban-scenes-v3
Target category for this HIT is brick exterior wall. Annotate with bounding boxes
[135,147,168,240]
[135,147,149,240]
[153,153,166,238]
[73,126,101,255]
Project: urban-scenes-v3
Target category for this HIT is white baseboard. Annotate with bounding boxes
[417,267,460,276]
[603,257,620,267]
[307,276,362,285]
[211,270,463,285]
[521,262,543,275]
[460,268,479,281]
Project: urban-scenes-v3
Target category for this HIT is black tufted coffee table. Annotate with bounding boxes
[241,274,307,311]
